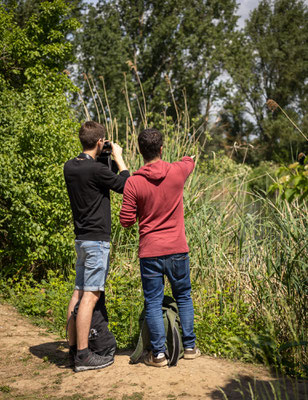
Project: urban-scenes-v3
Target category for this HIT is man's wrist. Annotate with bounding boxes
[114,157,127,172]
[113,155,123,163]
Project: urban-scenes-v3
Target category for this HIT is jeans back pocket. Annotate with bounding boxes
[171,253,189,280]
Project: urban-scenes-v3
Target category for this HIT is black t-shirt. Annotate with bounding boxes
[64,153,130,241]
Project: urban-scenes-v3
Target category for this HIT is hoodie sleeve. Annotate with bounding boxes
[173,156,195,181]
[120,178,137,227]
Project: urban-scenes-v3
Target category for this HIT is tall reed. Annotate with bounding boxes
[80,75,307,376]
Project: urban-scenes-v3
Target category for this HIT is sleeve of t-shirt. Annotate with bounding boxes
[120,178,137,227]
[95,163,130,194]
[173,156,195,181]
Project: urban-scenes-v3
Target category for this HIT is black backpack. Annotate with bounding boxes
[67,292,117,358]
[130,295,184,366]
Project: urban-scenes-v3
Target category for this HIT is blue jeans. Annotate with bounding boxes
[140,253,196,356]
[75,240,110,291]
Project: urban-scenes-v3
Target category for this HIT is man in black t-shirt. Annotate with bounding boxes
[64,121,129,372]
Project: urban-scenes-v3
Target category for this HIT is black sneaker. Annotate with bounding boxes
[74,351,114,372]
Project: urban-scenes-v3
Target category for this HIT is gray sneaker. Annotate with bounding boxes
[74,351,114,372]
[184,346,201,360]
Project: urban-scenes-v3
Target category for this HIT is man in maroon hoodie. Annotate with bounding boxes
[120,128,200,367]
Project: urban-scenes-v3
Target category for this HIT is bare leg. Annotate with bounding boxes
[76,291,100,350]
[67,289,83,346]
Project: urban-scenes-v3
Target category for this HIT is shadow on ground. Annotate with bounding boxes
[29,341,72,368]
[29,342,134,368]
[209,374,308,400]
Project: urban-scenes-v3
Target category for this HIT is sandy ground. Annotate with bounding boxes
[0,302,307,400]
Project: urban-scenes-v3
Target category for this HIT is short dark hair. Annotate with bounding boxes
[79,121,106,150]
[138,128,163,161]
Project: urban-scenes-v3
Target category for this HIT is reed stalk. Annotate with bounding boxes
[77,76,307,377]
[267,99,308,141]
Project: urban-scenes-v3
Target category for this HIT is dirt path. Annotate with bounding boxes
[0,302,307,400]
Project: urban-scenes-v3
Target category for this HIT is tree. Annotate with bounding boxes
[215,0,308,163]
[2,0,84,26]
[0,1,81,277]
[75,0,239,135]
[0,0,80,89]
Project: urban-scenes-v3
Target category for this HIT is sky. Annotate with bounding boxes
[236,0,262,28]
[87,1,263,28]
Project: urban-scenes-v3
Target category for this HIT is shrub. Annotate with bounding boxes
[0,1,80,278]
[194,287,254,361]
[0,79,80,277]
[0,271,74,334]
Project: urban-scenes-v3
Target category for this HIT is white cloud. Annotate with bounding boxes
[236,0,262,28]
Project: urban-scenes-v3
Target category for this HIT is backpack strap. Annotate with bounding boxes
[165,308,182,366]
[130,296,184,366]
[129,319,151,364]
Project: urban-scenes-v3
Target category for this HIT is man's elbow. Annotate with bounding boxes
[120,217,136,228]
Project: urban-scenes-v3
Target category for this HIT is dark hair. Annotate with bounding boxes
[79,121,106,150]
[138,128,163,161]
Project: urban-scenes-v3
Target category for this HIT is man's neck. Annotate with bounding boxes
[83,149,97,160]
[144,156,161,165]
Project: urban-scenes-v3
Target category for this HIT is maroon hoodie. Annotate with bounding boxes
[120,156,195,258]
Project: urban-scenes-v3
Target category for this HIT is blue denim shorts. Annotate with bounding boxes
[74,240,110,292]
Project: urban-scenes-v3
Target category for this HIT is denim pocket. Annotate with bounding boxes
[140,257,161,278]
[80,241,101,249]
[171,253,189,280]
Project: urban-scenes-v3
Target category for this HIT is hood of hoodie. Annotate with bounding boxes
[133,160,171,181]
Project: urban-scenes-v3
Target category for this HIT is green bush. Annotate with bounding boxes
[0,268,143,348]
[195,287,253,361]
[194,287,254,361]
[105,269,144,348]
[0,271,74,334]
[269,158,308,202]
[0,1,80,278]
[0,79,80,277]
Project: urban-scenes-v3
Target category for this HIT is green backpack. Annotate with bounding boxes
[130,295,184,366]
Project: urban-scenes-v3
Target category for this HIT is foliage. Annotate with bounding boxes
[104,267,143,349]
[0,78,81,277]
[199,151,252,177]
[246,161,278,194]
[0,271,75,333]
[2,0,84,26]
[0,0,80,89]
[75,0,239,131]
[214,0,308,163]
[194,287,254,361]
[0,268,144,347]
[0,2,81,277]
[269,157,308,202]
